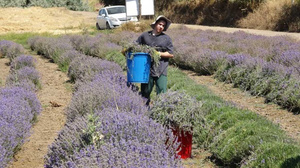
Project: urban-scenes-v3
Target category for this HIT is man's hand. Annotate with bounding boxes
[121,48,127,56]
[160,51,173,58]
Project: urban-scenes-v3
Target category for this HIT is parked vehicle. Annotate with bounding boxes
[96,5,138,30]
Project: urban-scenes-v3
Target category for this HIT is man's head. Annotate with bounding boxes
[150,15,171,32]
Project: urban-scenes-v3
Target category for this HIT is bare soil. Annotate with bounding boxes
[0,58,10,87]
[0,7,299,168]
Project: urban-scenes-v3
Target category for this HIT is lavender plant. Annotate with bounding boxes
[214,53,300,112]
[67,55,122,83]
[0,96,32,140]
[209,120,291,165]
[65,34,122,59]
[107,31,139,46]
[0,40,24,63]
[94,108,176,148]
[47,108,181,168]
[0,86,41,167]
[63,34,87,52]
[27,36,43,51]
[57,49,84,72]
[242,142,300,168]
[63,139,182,168]
[6,66,41,90]
[149,90,205,133]
[28,36,73,63]
[0,86,42,117]
[10,55,37,71]
[0,120,19,168]
[66,70,146,122]
[44,115,90,168]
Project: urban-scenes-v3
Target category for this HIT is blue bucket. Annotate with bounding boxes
[127,52,151,83]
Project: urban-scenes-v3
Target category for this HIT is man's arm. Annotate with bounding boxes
[160,37,174,58]
[159,51,174,58]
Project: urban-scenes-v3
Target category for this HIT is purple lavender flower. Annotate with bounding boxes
[6,66,41,90]
[66,70,145,122]
[0,86,42,116]
[10,55,37,71]
[67,55,122,83]
[44,115,89,168]
[0,85,42,167]
[0,40,25,63]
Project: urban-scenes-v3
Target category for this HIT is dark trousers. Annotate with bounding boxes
[141,75,167,105]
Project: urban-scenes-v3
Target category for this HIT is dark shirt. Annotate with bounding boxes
[136,31,174,77]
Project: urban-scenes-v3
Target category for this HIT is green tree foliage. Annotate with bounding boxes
[100,0,124,6]
[0,0,89,11]
[0,0,27,7]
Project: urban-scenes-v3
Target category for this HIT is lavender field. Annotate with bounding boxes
[0,23,300,167]
[20,29,300,167]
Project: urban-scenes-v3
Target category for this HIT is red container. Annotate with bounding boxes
[172,128,193,159]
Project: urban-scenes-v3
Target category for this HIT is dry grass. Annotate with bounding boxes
[237,0,300,32]
[238,0,291,30]
[163,0,250,27]
[119,19,153,33]
[0,7,97,34]
[161,0,299,31]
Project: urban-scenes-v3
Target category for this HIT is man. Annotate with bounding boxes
[136,15,174,105]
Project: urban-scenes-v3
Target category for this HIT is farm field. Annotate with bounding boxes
[0,7,300,168]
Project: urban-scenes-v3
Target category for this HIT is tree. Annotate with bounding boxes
[100,0,125,6]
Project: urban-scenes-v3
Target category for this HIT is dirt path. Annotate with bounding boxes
[184,71,300,142]
[0,57,10,87]
[8,53,72,168]
[173,24,300,41]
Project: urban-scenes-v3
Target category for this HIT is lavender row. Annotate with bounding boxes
[28,36,74,64]
[28,36,124,92]
[167,27,300,112]
[0,49,41,167]
[45,72,181,167]
[214,54,300,112]
[168,26,300,75]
